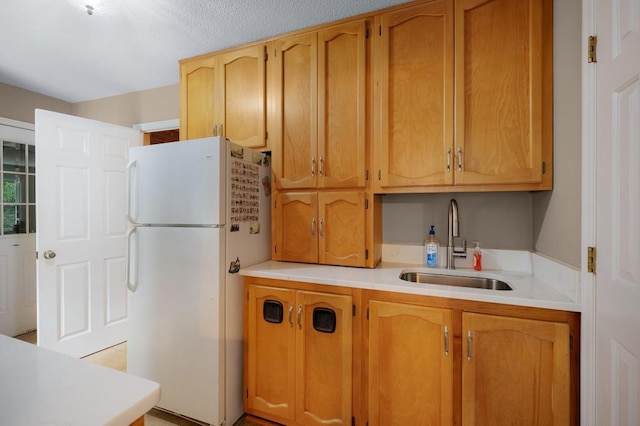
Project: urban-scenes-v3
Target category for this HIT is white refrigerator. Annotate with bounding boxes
[125,137,271,425]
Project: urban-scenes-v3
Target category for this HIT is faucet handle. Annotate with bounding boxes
[453,239,467,257]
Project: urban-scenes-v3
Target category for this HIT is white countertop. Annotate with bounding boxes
[0,335,160,426]
[240,249,581,312]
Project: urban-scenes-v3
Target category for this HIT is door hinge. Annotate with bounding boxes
[365,249,369,260]
[570,335,574,350]
[246,389,249,398]
[365,24,370,39]
[379,25,382,36]
[378,170,381,180]
[264,51,268,61]
[274,245,277,254]
[588,35,597,63]
[352,305,356,317]
[587,246,597,273]
[352,416,356,426]
[542,161,547,174]
[366,307,369,320]
[35,251,38,259]
[365,169,369,181]
[365,198,369,209]
[265,131,268,140]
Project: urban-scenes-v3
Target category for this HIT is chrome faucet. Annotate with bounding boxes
[447,199,467,269]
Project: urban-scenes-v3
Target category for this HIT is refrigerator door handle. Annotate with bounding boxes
[126,226,139,292]
[126,160,137,224]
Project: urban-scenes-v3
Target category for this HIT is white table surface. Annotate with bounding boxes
[0,335,160,426]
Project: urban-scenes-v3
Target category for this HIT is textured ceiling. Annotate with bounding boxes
[0,0,412,103]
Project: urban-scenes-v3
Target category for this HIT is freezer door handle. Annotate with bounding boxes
[126,226,138,292]
[126,160,137,224]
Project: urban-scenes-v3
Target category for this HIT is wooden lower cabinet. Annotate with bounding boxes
[368,301,453,425]
[245,282,353,425]
[245,280,579,426]
[461,313,570,425]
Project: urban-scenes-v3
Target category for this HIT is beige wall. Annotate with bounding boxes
[72,84,179,127]
[0,83,73,123]
[532,0,582,267]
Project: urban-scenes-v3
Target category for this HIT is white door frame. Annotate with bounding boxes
[581,0,597,424]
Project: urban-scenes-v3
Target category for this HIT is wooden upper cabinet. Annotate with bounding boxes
[272,21,368,190]
[368,300,453,425]
[455,0,544,185]
[376,0,455,189]
[317,20,368,189]
[462,312,570,425]
[180,55,219,141]
[273,191,318,263]
[271,33,318,189]
[219,45,267,149]
[318,191,366,267]
[179,45,267,149]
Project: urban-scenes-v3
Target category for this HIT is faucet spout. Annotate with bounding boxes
[446,199,467,269]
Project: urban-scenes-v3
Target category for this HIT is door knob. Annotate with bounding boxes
[43,250,56,259]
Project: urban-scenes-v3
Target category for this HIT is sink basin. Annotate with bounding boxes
[399,272,513,291]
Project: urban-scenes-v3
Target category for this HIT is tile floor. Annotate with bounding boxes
[13,331,277,426]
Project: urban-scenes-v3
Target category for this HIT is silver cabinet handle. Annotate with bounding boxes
[311,217,316,236]
[446,148,451,172]
[219,124,224,138]
[43,250,56,259]
[319,219,324,237]
[457,147,463,172]
[467,330,473,360]
[297,305,303,329]
[319,156,324,176]
[288,304,294,327]
[126,227,138,292]
[213,124,218,136]
[311,156,316,177]
[444,326,449,356]
[126,160,137,223]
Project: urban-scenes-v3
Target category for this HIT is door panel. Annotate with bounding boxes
[274,192,318,263]
[36,110,141,357]
[296,290,352,425]
[272,33,318,189]
[595,0,640,421]
[318,191,365,267]
[180,55,219,140]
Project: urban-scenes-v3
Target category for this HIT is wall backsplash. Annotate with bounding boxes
[382,192,533,250]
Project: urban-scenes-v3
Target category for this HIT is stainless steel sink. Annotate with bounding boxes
[399,272,513,291]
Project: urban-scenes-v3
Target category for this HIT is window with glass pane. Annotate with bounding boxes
[1,141,35,235]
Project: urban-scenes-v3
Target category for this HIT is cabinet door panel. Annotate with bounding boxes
[220,45,267,149]
[368,301,453,425]
[318,20,367,189]
[377,1,454,188]
[462,313,570,425]
[274,192,318,263]
[246,285,296,420]
[296,291,353,425]
[455,0,543,185]
[318,191,366,267]
[272,33,318,189]
[180,56,219,140]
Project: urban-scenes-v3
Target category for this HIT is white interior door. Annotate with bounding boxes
[35,110,141,357]
[595,0,640,423]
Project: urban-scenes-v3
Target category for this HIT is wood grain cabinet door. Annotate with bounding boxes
[273,192,318,263]
[454,0,545,185]
[271,33,318,189]
[368,300,454,426]
[180,55,219,141]
[295,290,353,425]
[375,0,454,189]
[318,191,366,267]
[219,45,267,149]
[462,312,570,425]
[317,20,368,189]
[246,285,296,421]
